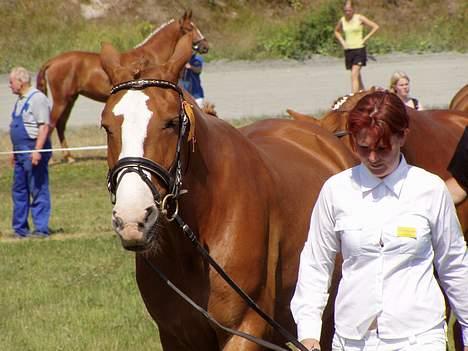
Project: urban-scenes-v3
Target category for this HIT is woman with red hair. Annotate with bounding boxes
[291,91,468,351]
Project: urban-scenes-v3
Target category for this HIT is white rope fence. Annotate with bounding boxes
[0,145,107,155]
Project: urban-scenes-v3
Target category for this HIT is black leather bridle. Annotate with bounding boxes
[107,79,189,221]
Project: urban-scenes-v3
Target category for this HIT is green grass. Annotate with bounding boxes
[0,145,163,349]
[0,125,459,350]
[0,236,162,350]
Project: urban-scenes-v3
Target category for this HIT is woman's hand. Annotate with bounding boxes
[300,338,320,350]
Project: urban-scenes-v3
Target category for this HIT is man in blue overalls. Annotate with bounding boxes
[9,67,52,238]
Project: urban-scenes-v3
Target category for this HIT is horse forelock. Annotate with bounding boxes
[134,19,176,48]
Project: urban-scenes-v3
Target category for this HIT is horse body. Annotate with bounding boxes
[37,11,208,162]
[100,34,357,350]
[449,84,468,112]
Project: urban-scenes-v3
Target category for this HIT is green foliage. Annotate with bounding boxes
[258,0,342,59]
[0,0,467,71]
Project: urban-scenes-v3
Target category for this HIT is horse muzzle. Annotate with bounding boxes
[112,205,159,251]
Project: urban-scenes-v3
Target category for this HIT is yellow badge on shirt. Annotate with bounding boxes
[397,226,417,238]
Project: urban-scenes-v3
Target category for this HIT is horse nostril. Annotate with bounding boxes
[113,214,124,230]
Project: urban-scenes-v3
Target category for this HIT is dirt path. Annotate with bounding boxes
[0,52,467,131]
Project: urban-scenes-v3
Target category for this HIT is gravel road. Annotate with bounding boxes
[0,52,467,131]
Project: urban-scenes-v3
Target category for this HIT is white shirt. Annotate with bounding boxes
[291,156,468,345]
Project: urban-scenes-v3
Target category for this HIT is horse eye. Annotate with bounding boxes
[164,118,179,129]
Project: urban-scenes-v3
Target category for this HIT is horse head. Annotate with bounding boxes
[100,32,195,251]
[178,10,209,54]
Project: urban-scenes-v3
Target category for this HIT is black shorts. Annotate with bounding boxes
[448,127,468,191]
[345,47,367,70]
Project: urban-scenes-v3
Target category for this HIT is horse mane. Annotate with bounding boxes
[133,19,175,48]
[331,87,380,112]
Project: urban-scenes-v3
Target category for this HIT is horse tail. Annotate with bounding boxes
[36,60,51,96]
[286,108,318,123]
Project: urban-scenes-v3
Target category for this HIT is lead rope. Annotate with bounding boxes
[142,257,291,351]
[143,213,309,351]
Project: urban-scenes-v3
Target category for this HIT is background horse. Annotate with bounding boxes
[100,33,357,350]
[288,90,468,351]
[449,84,468,112]
[36,10,208,162]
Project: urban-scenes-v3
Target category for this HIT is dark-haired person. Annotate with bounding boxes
[291,91,468,351]
[447,127,468,205]
[8,67,52,238]
[334,0,379,93]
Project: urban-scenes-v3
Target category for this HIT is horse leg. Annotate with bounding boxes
[54,97,77,163]
[222,309,273,351]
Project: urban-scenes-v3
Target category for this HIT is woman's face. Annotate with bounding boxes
[354,128,407,178]
[394,78,410,99]
[344,4,354,19]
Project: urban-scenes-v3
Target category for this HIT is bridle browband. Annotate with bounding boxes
[107,79,189,221]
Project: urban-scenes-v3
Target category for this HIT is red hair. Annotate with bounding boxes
[347,91,409,149]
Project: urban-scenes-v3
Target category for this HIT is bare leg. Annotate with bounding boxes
[446,177,467,205]
[351,65,364,93]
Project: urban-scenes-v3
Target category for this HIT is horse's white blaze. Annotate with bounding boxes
[112,90,155,220]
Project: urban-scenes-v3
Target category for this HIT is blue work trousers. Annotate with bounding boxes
[12,154,51,235]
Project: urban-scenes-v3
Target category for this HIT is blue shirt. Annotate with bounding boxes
[179,54,204,99]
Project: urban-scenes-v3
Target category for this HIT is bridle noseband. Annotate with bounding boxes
[107,79,190,221]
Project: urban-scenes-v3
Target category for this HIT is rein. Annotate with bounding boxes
[106,79,308,351]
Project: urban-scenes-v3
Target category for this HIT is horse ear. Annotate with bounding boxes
[187,9,192,19]
[100,42,135,84]
[286,108,318,122]
[166,32,194,80]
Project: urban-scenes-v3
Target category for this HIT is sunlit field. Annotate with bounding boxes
[0,125,458,350]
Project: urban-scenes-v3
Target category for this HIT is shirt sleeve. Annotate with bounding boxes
[30,92,51,125]
[290,180,339,341]
[431,181,468,346]
[190,55,203,69]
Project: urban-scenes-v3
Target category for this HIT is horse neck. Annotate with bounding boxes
[133,20,181,56]
[182,111,250,206]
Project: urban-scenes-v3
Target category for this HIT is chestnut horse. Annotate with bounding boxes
[36,10,208,162]
[100,32,357,350]
[288,90,468,351]
[450,84,468,112]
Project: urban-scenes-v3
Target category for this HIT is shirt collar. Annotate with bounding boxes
[20,86,35,99]
[358,155,409,198]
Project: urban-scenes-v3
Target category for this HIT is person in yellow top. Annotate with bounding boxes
[334,0,379,93]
